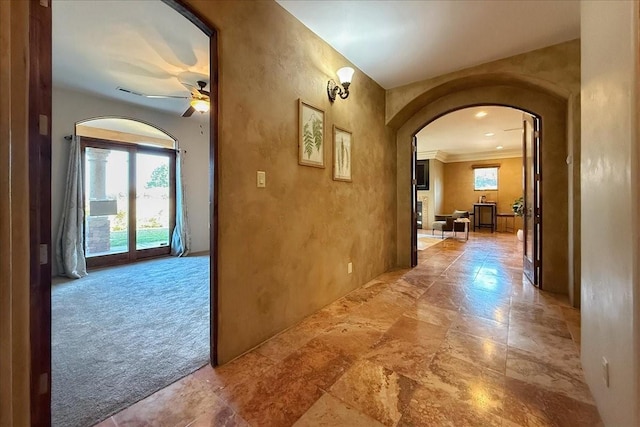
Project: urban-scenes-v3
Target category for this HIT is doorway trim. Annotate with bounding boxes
[394,76,571,296]
[28,0,220,424]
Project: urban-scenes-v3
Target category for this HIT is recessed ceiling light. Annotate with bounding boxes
[484,132,495,137]
[475,111,488,118]
[496,145,504,150]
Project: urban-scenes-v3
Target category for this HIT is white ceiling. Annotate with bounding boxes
[416,106,524,162]
[52,0,209,117]
[277,0,580,89]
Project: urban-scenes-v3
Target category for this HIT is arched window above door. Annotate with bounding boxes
[76,117,177,149]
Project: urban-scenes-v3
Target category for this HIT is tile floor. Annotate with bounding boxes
[96,231,601,427]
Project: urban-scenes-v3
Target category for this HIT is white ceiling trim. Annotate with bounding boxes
[445,149,521,163]
[418,148,521,163]
[417,150,449,163]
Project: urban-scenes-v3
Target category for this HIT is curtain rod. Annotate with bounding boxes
[64,134,185,153]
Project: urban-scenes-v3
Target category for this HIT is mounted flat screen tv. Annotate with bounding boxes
[416,159,429,191]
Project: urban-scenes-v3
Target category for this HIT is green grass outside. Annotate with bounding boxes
[110,228,169,248]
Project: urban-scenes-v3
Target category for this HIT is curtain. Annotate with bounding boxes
[171,150,190,256]
[56,135,88,279]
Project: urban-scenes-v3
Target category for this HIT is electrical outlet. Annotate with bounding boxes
[347,262,353,274]
[602,357,609,387]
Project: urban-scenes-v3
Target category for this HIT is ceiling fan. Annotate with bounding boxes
[117,80,210,117]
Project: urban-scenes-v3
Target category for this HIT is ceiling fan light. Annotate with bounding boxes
[191,99,210,113]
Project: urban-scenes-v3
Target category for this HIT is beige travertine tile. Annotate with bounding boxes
[502,377,603,427]
[293,392,385,427]
[98,232,600,427]
[436,330,508,374]
[329,359,418,426]
[113,374,231,427]
[506,347,594,405]
[450,313,509,344]
[403,301,458,329]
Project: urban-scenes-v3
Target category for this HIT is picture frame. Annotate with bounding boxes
[416,159,429,190]
[332,125,352,182]
[298,99,325,168]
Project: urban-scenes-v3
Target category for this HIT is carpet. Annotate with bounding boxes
[52,254,210,427]
[417,235,445,250]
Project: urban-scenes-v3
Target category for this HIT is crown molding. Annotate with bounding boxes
[417,149,449,162]
[418,148,521,163]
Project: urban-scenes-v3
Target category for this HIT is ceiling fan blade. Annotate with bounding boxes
[198,88,211,97]
[145,94,189,99]
[118,87,188,99]
[182,106,195,117]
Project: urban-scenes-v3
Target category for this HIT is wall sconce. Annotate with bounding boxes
[191,98,210,113]
[327,67,355,102]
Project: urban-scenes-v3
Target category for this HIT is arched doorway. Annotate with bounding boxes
[392,76,576,298]
[410,105,542,287]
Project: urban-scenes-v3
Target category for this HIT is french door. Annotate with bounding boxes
[411,136,418,267]
[82,138,176,267]
[522,114,541,287]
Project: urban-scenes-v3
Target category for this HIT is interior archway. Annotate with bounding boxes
[394,79,577,300]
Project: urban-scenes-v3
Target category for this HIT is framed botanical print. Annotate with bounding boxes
[298,99,325,168]
[333,125,352,182]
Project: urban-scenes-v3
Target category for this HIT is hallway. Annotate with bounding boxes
[96,233,601,427]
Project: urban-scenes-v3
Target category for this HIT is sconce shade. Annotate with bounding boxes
[328,67,355,103]
[191,99,210,113]
[336,67,355,84]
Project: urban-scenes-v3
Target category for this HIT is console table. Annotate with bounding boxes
[473,203,496,232]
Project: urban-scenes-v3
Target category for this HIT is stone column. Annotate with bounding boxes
[86,148,112,255]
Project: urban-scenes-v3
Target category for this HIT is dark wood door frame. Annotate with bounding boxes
[411,136,418,267]
[29,0,219,424]
[523,114,542,288]
[29,2,52,425]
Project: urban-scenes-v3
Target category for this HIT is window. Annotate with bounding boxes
[474,167,498,190]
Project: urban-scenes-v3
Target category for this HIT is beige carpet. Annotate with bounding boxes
[417,235,445,250]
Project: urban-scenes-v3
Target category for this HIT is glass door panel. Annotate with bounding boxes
[85,147,129,257]
[136,153,171,250]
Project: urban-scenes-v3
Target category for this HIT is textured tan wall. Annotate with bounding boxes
[442,157,524,231]
[185,1,396,362]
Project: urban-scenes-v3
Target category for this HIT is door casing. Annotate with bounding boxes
[28,0,220,424]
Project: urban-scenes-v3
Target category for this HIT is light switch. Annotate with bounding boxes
[257,171,266,188]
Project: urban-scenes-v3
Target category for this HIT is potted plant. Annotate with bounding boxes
[512,196,524,241]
